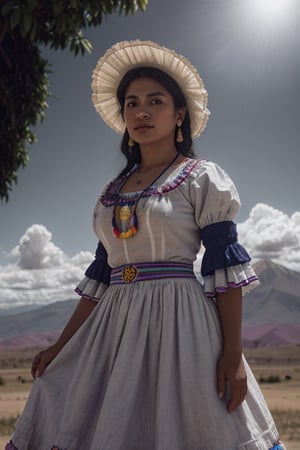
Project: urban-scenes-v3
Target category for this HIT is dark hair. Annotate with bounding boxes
[116,67,195,177]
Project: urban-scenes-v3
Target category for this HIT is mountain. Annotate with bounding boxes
[241,260,300,346]
[242,322,300,347]
[0,299,75,349]
[0,304,43,317]
[243,259,300,325]
[0,260,299,349]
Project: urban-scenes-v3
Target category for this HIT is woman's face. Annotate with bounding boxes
[123,77,185,148]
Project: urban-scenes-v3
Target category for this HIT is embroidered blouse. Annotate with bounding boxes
[75,159,259,300]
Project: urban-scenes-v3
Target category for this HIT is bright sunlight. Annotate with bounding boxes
[251,0,291,17]
[242,0,295,32]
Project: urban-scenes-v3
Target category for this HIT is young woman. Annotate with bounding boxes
[6,40,285,450]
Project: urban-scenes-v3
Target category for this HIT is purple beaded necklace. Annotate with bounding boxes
[112,153,179,239]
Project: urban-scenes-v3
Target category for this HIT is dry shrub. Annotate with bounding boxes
[271,409,300,441]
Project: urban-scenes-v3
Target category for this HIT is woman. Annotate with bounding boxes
[6,40,285,450]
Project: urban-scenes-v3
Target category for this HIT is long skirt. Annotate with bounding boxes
[7,278,283,450]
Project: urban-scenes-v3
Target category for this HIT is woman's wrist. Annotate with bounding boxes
[51,340,65,354]
[222,344,243,357]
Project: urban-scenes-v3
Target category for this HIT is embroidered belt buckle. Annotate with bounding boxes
[122,265,138,283]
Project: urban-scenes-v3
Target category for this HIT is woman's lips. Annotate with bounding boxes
[134,124,154,130]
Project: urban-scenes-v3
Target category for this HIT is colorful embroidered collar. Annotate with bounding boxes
[101,159,201,207]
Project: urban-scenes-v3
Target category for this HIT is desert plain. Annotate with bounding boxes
[0,346,299,449]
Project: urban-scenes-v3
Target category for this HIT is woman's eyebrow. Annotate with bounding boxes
[125,91,167,100]
[147,92,166,97]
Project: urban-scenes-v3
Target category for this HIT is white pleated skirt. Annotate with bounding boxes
[9,278,282,450]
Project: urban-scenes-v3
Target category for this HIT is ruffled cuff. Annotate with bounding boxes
[203,262,259,297]
[75,276,108,301]
[74,241,111,301]
[200,221,251,276]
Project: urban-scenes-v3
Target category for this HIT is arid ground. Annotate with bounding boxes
[0,346,299,449]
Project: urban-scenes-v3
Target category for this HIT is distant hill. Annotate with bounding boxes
[244,260,300,324]
[0,299,75,348]
[242,260,300,346]
[0,260,299,348]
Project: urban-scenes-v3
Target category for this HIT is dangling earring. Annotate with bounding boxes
[176,122,184,143]
[128,136,135,147]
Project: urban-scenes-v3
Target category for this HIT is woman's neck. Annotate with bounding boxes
[139,144,179,171]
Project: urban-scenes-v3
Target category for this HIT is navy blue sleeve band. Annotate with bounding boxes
[200,221,251,276]
[85,241,111,285]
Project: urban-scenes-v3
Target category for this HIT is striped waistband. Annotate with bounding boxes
[110,262,195,284]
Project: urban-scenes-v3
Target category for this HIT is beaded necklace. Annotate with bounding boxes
[112,153,179,239]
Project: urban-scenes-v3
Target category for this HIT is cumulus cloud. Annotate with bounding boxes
[0,225,94,310]
[238,204,300,271]
[11,224,65,269]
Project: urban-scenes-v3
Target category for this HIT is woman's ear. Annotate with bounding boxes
[176,107,187,123]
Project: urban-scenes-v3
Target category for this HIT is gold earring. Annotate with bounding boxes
[128,137,135,147]
[176,125,183,143]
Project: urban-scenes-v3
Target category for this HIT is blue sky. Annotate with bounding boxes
[1,0,300,286]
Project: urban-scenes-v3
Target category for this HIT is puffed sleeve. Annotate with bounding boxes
[190,161,259,297]
[75,241,111,301]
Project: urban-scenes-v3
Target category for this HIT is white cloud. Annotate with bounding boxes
[238,203,300,271]
[0,225,94,310]
[11,224,65,269]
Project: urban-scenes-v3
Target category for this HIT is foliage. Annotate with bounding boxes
[0,415,18,436]
[271,408,300,441]
[259,374,281,383]
[0,0,148,201]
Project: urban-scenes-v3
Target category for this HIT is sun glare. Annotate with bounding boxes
[244,0,295,29]
[252,0,290,16]
[255,0,286,12]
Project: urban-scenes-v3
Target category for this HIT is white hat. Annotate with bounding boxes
[92,40,210,138]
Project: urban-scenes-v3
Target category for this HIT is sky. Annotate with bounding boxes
[1,0,300,308]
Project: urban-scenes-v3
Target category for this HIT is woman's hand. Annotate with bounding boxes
[215,287,246,413]
[216,350,247,413]
[31,344,60,379]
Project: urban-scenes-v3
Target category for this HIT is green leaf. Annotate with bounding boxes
[52,1,63,16]
[29,20,37,41]
[24,0,38,11]
[9,7,22,30]
[20,8,33,38]
[137,0,148,12]
[1,1,15,17]
[81,38,92,53]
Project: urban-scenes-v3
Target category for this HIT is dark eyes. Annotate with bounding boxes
[151,98,162,104]
[126,98,162,108]
[126,101,137,108]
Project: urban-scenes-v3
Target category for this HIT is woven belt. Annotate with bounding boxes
[110,262,195,284]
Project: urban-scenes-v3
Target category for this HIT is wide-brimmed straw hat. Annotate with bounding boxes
[91,40,210,138]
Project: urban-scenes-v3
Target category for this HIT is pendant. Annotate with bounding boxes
[119,204,133,220]
[112,152,180,239]
[112,205,138,239]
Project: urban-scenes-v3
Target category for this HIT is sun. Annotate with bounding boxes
[252,0,291,16]
[244,0,295,29]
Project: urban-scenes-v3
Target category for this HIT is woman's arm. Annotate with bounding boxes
[215,287,247,413]
[31,297,97,379]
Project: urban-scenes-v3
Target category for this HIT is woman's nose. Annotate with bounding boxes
[136,111,150,119]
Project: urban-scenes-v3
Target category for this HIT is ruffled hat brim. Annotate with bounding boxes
[92,40,210,138]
